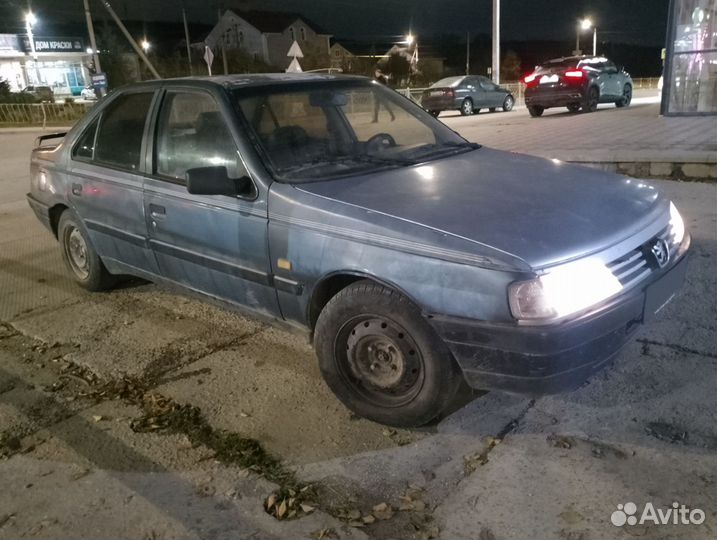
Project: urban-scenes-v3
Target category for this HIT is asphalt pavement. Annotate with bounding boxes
[0,128,715,539]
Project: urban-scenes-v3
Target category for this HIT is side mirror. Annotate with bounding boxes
[186,166,252,197]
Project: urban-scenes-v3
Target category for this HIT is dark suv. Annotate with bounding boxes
[523,56,632,117]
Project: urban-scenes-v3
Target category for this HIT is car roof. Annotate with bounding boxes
[119,73,369,92]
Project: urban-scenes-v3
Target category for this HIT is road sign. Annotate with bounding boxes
[204,45,214,76]
[91,72,107,88]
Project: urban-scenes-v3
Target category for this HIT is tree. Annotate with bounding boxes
[501,50,522,82]
[384,53,410,87]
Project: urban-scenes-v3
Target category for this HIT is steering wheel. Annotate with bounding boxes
[366,132,397,153]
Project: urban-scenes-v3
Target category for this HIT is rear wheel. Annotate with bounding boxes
[583,87,599,112]
[58,210,116,291]
[528,105,544,117]
[615,84,632,108]
[314,280,463,427]
[502,95,514,111]
[460,98,474,116]
[567,103,581,113]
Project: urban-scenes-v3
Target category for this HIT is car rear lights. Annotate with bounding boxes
[444,88,455,97]
[523,73,539,88]
[564,70,584,79]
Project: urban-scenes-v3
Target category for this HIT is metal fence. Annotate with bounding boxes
[0,102,93,127]
[398,77,659,109]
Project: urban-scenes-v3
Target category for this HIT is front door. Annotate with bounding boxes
[143,88,280,316]
[67,91,159,274]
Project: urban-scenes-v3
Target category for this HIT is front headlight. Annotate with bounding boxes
[669,201,685,245]
[509,258,623,322]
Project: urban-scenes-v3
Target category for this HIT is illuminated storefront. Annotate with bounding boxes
[0,34,91,96]
[662,0,717,115]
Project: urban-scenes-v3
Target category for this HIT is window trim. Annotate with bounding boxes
[70,89,158,175]
[147,86,258,201]
[71,115,100,163]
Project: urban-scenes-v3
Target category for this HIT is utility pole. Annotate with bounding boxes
[83,0,101,75]
[466,31,470,75]
[182,2,193,75]
[492,0,500,84]
[99,0,160,79]
[217,8,228,75]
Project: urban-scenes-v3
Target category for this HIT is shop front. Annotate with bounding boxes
[662,0,717,115]
[0,33,91,97]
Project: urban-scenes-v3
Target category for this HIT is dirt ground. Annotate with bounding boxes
[1,131,716,539]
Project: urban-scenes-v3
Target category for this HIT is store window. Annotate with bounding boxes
[664,0,717,114]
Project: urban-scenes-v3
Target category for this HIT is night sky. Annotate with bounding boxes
[0,0,669,46]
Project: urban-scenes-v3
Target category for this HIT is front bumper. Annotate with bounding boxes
[429,244,690,395]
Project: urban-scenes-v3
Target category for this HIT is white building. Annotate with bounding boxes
[199,10,332,71]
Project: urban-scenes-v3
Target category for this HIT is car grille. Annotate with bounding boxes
[606,223,680,290]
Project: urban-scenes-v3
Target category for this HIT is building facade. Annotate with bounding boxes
[662,0,717,115]
[0,34,90,96]
[200,10,331,71]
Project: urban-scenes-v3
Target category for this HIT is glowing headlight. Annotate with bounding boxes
[509,258,623,322]
[669,201,685,245]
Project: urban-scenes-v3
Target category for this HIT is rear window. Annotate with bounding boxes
[430,76,465,88]
[536,58,579,72]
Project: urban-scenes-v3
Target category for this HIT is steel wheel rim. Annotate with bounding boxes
[335,315,425,407]
[65,226,90,280]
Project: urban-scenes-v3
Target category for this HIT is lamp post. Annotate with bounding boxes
[141,39,151,52]
[577,18,597,56]
[25,12,41,85]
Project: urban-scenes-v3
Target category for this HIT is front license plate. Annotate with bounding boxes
[643,256,688,322]
[540,74,559,84]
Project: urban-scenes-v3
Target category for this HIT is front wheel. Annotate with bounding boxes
[527,105,544,117]
[314,281,463,427]
[58,210,116,291]
[502,95,514,112]
[615,84,632,108]
[460,98,474,116]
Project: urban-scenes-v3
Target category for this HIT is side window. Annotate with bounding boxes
[155,91,244,182]
[94,92,154,171]
[72,118,99,160]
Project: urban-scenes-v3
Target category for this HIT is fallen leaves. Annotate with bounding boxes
[264,485,315,520]
[464,436,501,473]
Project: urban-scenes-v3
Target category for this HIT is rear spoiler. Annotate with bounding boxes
[35,132,67,148]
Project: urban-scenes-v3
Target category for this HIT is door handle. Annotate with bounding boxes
[71,183,82,196]
[149,204,166,218]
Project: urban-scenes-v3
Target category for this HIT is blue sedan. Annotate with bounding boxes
[27,74,689,427]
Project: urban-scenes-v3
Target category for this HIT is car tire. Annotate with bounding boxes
[429,110,440,118]
[527,105,544,117]
[314,280,463,427]
[58,209,117,291]
[567,103,581,113]
[502,95,514,112]
[583,86,599,113]
[460,98,474,116]
[615,84,632,108]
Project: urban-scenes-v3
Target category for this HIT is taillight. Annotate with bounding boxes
[444,88,455,97]
[564,70,584,79]
[523,73,539,88]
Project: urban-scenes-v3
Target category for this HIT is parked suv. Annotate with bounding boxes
[523,56,632,117]
[421,75,514,116]
[22,85,55,103]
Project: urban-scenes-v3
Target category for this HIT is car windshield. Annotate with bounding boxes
[233,80,474,182]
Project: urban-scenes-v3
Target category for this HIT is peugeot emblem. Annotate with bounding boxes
[650,238,670,268]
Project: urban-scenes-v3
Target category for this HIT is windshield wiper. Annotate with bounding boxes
[402,141,480,160]
[280,155,408,176]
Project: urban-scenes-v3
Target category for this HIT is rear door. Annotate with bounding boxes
[142,87,280,316]
[477,76,505,107]
[68,90,159,274]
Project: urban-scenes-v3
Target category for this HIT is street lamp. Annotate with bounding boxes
[141,39,151,52]
[576,18,597,56]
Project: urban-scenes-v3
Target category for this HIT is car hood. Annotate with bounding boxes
[295,147,667,269]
